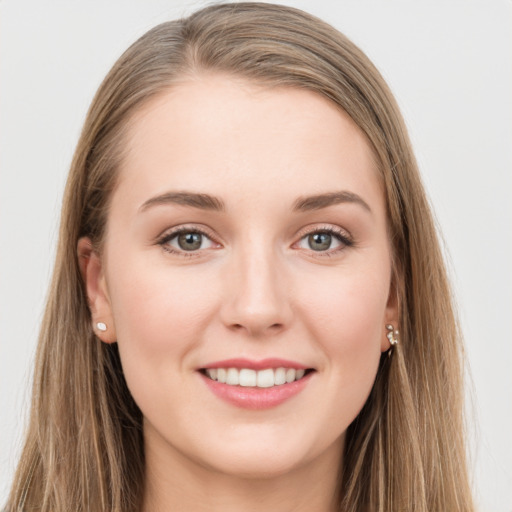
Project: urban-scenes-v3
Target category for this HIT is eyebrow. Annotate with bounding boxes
[139,190,371,214]
[139,191,225,212]
[292,191,372,213]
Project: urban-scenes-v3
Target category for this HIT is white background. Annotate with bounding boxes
[1,1,510,510]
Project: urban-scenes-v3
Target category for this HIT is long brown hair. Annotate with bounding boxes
[6,3,474,511]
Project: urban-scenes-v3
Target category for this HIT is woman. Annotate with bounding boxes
[6,3,474,511]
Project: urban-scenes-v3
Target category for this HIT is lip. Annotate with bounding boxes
[199,365,315,410]
[200,358,310,371]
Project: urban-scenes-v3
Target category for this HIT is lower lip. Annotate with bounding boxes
[200,371,314,410]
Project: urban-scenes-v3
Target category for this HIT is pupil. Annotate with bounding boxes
[178,232,202,251]
[309,233,331,251]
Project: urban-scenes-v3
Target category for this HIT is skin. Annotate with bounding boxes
[78,75,397,512]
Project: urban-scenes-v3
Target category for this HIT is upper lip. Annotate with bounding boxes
[200,358,311,371]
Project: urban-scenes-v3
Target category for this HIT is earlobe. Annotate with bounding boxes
[382,281,399,353]
[77,237,117,343]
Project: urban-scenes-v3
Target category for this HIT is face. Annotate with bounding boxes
[80,75,397,480]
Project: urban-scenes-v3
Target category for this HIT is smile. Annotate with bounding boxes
[201,367,310,388]
[199,359,316,410]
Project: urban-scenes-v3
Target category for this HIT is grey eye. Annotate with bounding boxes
[296,230,345,253]
[160,228,217,254]
[308,232,333,251]
[177,232,203,251]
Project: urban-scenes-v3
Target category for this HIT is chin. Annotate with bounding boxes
[191,427,341,481]
[203,449,308,480]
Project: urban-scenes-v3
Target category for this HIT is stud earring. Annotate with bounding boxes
[96,322,107,332]
[386,324,399,346]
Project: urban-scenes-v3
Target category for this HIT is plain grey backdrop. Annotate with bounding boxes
[1,1,511,510]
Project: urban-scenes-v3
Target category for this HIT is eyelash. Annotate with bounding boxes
[157,226,217,258]
[296,226,354,257]
[156,225,354,258]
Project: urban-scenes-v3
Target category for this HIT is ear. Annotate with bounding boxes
[381,277,399,352]
[77,237,117,343]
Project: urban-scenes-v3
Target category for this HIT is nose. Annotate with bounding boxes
[220,245,293,338]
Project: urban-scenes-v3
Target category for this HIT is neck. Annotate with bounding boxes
[141,432,343,512]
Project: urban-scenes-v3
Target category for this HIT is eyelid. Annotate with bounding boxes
[293,224,354,255]
[156,224,222,257]
[295,223,351,238]
[155,223,353,258]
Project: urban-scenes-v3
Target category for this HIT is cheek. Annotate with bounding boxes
[300,263,389,344]
[297,263,389,398]
[105,255,218,397]
[109,254,215,342]
[105,262,228,441]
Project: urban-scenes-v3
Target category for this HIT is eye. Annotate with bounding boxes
[158,228,218,255]
[296,227,352,253]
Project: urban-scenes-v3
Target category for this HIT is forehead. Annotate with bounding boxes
[115,75,384,215]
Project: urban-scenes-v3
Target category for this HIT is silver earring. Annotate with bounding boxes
[386,324,399,346]
[96,322,107,332]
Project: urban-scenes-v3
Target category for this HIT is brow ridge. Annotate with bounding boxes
[139,190,370,214]
[292,191,371,213]
[139,191,225,212]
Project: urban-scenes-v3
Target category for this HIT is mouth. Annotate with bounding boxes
[198,358,316,409]
[199,367,315,388]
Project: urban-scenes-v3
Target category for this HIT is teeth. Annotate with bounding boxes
[226,368,239,385]
[256,368,274,388]
[204,367,309,388]
[285,368,296,383]
[217,368,227,384]
[239,369,257,387]
[274,367,286,385]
